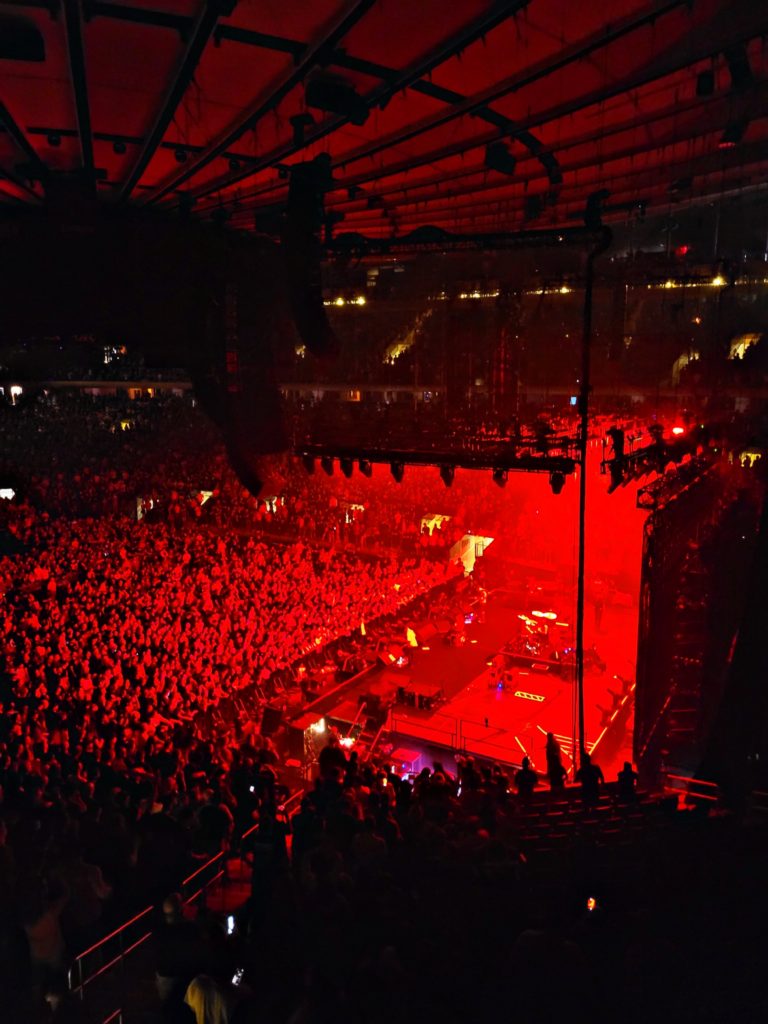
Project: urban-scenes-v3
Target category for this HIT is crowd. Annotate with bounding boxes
[0,385,763,1023]
[49,734,761,1024]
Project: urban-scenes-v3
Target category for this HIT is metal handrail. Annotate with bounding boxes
[70,786,306,1000]
[364,718,389,763]
[662,772,720,804]
[346,701,367,737]
[69,904,154,996]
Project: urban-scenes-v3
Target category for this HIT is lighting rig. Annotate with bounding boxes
[635,454,718,511]
[296,438,578,492]
[601,423,709,495]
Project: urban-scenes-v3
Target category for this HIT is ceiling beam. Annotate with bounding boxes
[170,0,532,205]
[0,100,47,180]
[314,87,768,218]
[183,0,698,212]
[322,84,768,209]
[329,0,686,176]
[141,0,379,205]
[120,0,235,199]
[305,7,768,200]
[62,0,94,188]
[333,143,768,234]
[212,0,768,216]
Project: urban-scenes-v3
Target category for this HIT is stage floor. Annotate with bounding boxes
[328,591,636,779]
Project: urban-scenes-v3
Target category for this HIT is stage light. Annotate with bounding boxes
[671,426,685,436]
[320,456,334,476]
[711,274,726,287]
[334,296,345,306]
[492,467,507,487]
[390,461,405,483]
[549,472,566,495]
[358,459,373,477]
[340,457,354,479]
[439,464,454,487]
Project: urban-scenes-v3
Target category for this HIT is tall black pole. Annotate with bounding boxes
[576,227,612,764]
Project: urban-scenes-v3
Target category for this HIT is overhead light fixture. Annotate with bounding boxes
[390,461,405,484]
[549,472,566,495]
[492,467,507,487]
[358,459,373,478]
[340,457,354,479]
[320,456,334,476]
[289,112,315,147]
[305,76,369,126]
[484,141,517,176]
[301,454,315,475]
[439,465,455,487]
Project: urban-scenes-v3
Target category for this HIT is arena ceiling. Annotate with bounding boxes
[0,0,767,237]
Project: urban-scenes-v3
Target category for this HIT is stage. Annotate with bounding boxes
[323,588,636,779]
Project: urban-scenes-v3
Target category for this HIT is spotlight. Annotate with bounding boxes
[301,454,315,475]
[320,456,334,476]
[340,457,354,479]
[390,461,405,484]
[174,147,188,163]
[359,459,373,478]
[549,472,566,495]
[439,464,454,487]
[492,467,508,487]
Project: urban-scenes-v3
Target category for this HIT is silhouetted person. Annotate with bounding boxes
[575,752,604,805]
[514,757,538,799]
[545,733,568,791]
[617,761,639,802]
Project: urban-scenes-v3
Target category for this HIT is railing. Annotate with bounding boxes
[364,718,389,762]
[70,787,305,1004]
[662,772,720,807]
[346,701,367,737]
[180,850,226,906]
[68,904,154,998]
